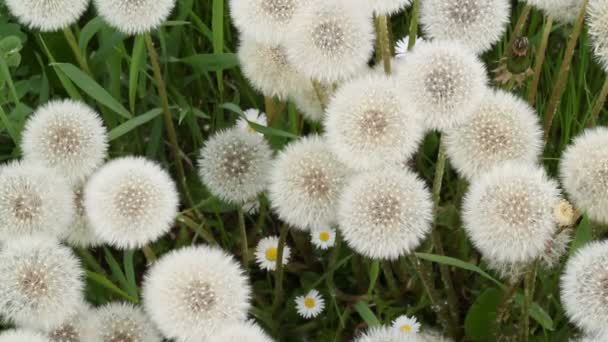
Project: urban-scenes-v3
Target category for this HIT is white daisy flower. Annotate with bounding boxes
[588,0,608,71]
[21,99,108,185]
[525,0,585,23]
[295,289,325,319]
[310,227,336,250]
[207,321,273,342]
[142,245,251,341]
[88,302,162,342]
[94,0,176,35]
[420,0,511,54]
[369,0,411,15]
[0,330,50,342]
[198,128,273,205]
[84,157,179,249]
[392,315,421,334]
[5,0,89,32]
[255,236,291,271]
[236,109,268,136]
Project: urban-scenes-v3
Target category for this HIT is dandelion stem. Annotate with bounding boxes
[589,76,608,126]
[265,96,278,125]
[543,0,589,141]
[272,225,289,314]
[507,4,532,57]
[237,207,249,268]
[376,15,392,74]
[142,245,157,264]
[381,261,400,298]
[62,26,91,75]
[408,0,420,51]
[143,32,192,209]
[495,276,521,336]
[528,16,553,106]
[522,262,537,342]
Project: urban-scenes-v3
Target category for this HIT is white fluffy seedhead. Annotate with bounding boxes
[0,330,51,342]
[199,128,273,205]
[589,1,608,73]
[420,0,510,54]
[94,0,176,35]
[143,245,251,341]
[63,182,102,248]
[5,0,89,32]
[88,303,161,342]
[84,157,179,249]
[269,135,349,230]
[291,82,325,122]
[230,0,311,45]
[463,162,561,265]
[22,99,108,185]
[207,322,273,342]
[0,161,74,240]
[526,0,585,23]
[0,237,84,330]
[560,127,608,224]
[238,38,310,100]
[561,241,608,336]
[354,326,404,342]
[286,0,375,82]
[325,74,424,171]
[369,0,411,15]
[43,303,97,342]
[398,41,487,131]
[444,90,543,179]
[338,168,433,260]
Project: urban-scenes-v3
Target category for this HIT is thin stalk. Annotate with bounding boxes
[62,26,91,75]
[543,0,590,141]
[522,263,538,342]
[589,76,608,126]
[408,0,420,50]
[312,80,329,110]
[528,16,554,106]
[265,96,278,125]
[272,225,289,313]
[495,277,522,329]
[144,33,192,208]
[237,208,248,268]
[142,245,157,263]
[381,261,400,298]
[506,4,532,57]
[376,15,392,74]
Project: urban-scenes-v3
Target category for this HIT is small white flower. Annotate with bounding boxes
[207,321,273,342]
[295,289,325,319]
[88,302,162,342]
[5,0,89,32]
[310,227,336,250]
[236,109,268,136]
[391,315,421,334]
[255,236,291,271]
[94,0,176,35]
[0,330,50,342]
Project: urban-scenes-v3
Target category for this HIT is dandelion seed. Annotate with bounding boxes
[560,127,608,224]
[84,157,179,249]
[198,128,273,205]
[391,315,421,334]
[310,227,336,250]
[0,330,50,342]
[269,135,349,230]
[236,109,267,136]
[207,321,273,342]
[143,245,251,341]
[397,40,487,131]
[562,241,608,336]
[0,237,84,330]
[94,0,176,35]
[525,0,585,23]
[90,302,161,342]
[338,167,433,260]
[463,162,560,265]
[5,0,89,32]
[285,0,375,82]
[420,0,511,53]
[0,161,74,240]
[369,0,411,15]
[588,0,608,70]
[325,74,424,171]
[255,236,291,271]
[444,89,542,179]
[22,99,108,185]
[295,289,325,319]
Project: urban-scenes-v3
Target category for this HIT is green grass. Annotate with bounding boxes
[0,0,606,341]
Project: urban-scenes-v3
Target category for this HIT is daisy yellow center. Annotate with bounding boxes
[401,324,412,332]
[265,247,278,261]
[319,232,330,242]
[304,297,315,308]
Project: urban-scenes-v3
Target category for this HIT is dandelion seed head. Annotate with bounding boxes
[369,0,411,15]
[207,322,273,342]
[44,304,97,342]
[143,245,251,341]
[0,330,51,342]
[295,289,325,319]
[94,0,176,35]
[444,90,542,179]
[589,0,608,70]
[540,227,573,269]
[463,162,560,264]
[84,157,179,249]
[91,303,161,342]
[5,0,89,32]
[338,168,433,260]
[255,236,291,271]
[269,135,349,230]
[525,0,584,23]
[291,82,326,123]
[63,183,101,248]
[354,326,404,342]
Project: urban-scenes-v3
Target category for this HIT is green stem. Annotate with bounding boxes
[408,0,420,51]
[272,225,289,313]
[381,261,400,298]
[237,208,248,268]
[589,75,608,126]
[522,263,537,342]
[376,15,392,74]
[528,16,553,106]
[542,0,589,141]
[506,4,532,57]
[142,245,157,263]
[62,26,91,75]
[495,277,521,336]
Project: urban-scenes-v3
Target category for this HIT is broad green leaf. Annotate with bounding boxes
[79,17,106,52]
[569,215,593,255]
[123,250,138,298]
[220,103,298,139]
[108,108,162,141]
[103,248,136,299]
[86,271,138,303]
[465,288,501,340]
[415,252,504,288]
[513,294,555,331]
[354,301,381,327]
[37,35,81,100]
[129,35,146,114]
[367,260,380,295]
[178,53,239,73]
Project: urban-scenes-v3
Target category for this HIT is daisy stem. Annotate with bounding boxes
[408,0,420,51]
[272,224,289,314]
[528,16,553,106]
[62,26,91,75]
[142,245,157,264]
[375,15,392,74]
[521,262,538,342]
[144,33,194,211]
[589,76,608,126]
[506,4,532,57]
[237,207,249,269]
[542,0,590,141]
